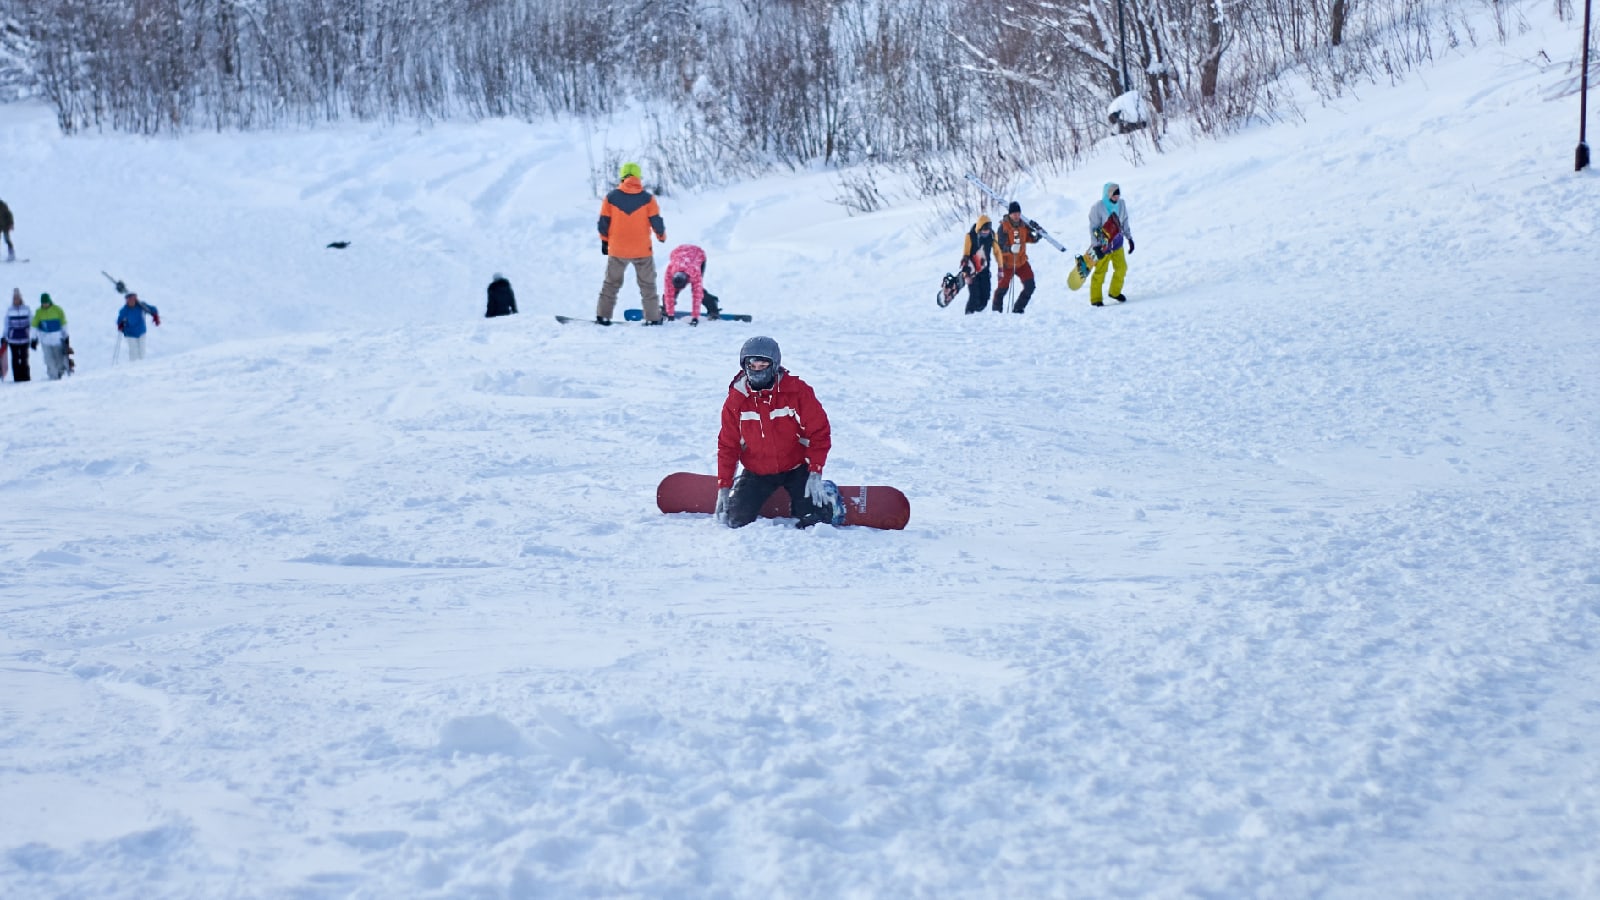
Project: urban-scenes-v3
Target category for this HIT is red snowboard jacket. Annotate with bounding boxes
[717,369,832,488]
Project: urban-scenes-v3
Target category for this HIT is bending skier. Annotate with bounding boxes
[662,243,723,323]
[715,336,842,528]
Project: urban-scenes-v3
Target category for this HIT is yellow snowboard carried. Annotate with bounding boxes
[1067,217,1122,291]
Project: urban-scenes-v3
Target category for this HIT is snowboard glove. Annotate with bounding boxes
[714,487,731,524]
[117,321,125,332]
[689,317,699,327]
[600,240,609,256]
[152,313,161,326]
[30,338,38,349]
[1127,238,1135,254]
[804,472,830,508]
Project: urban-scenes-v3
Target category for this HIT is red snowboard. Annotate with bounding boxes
[656,472,911,530]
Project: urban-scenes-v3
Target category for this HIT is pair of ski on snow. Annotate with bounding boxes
[555,309,753,325]
[937,173,1123,306]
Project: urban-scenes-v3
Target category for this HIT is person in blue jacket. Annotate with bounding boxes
[116,292,160,361]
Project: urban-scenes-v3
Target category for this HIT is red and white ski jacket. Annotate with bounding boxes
[717,369,832,487]
[663,244,707,318]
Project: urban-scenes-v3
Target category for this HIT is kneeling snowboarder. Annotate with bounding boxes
[715,336,842,528]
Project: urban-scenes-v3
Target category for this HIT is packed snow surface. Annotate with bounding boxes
[1,9,1597,898]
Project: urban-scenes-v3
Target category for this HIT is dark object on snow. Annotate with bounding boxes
[0,198,13,261]
[486,274,518,318]
[326,241,351,249]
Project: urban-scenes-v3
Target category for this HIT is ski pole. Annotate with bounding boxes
[112,335,121,365]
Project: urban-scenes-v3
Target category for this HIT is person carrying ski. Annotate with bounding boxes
[715,336,842,528]
[1088,182,1135,306]
[4,288,32,380]
[485,273,517,317]
[0,199,14,262]
[662,243,723,324]
[594,162,666,326]
[116,292,160,361]
[31,293,70,380]
[958,215,997,315]
[992,201,1041,313]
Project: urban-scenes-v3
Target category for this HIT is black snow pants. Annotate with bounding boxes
[726,463,830,529]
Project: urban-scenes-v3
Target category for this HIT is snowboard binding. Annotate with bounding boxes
[821,479,846,526]
[937,272,961,308]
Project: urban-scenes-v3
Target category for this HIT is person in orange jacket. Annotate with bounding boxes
[992,201,1040,313]
[594,161,666,326]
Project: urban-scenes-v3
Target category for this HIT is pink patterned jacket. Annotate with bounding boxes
[662,244,708,318]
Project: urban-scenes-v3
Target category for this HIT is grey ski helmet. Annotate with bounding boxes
[740,335,781,390]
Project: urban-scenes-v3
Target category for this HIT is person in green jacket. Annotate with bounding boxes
[31,294,71,379]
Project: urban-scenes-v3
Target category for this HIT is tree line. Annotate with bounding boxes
[1,0,1564,206]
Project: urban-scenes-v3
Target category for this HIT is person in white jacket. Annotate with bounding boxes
[3,288,32,381]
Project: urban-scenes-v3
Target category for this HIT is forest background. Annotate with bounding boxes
[2,0,1584,210]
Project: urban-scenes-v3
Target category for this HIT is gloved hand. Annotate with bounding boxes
[1128,238,1135,254]
[714,487,731,523]
[600,240,609,256]
[689,317,699,327]
[804,471,830,507]
[30,338,38,349]
[118,321,125,332]
[152,313,161,326]
[114,280,126,293]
